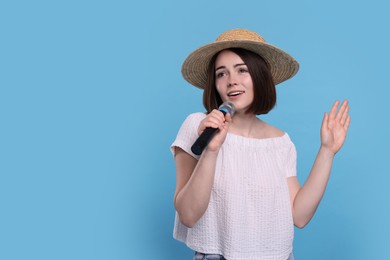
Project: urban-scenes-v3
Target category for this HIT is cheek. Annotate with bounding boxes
[244,76,254,86]
[215,87,223,98]
[215,82,224,95]
[245,79,254,92]
[215,85,227,101]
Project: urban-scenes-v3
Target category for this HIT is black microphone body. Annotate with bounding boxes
[191,102,235,155]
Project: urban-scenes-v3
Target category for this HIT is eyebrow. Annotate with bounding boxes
[215,63,246,71]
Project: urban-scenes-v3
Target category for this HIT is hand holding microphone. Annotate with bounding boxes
[191,102,236,155]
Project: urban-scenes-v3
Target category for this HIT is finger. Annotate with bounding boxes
[340,104,350,125]
[203,121,221,129]
[198,116,223,134]
[225,112,232,122]
[322,112,329,130]
[206,117,223,129]
[329,100,340,121]
[211,109,226,122]
[220,118,231,133]
[344,115,351,131]
[335,100,348,122]
[208,110,225,122]
[207,114,223,124]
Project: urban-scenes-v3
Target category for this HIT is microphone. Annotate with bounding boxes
[191,102,236,155]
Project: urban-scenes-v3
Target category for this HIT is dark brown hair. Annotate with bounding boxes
[203,48,276,115]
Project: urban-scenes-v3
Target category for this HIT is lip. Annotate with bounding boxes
[227,90,245,99]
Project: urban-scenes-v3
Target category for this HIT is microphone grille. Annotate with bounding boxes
[219,102,236,117]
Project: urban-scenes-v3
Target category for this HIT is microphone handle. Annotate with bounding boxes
[191,110,227,156]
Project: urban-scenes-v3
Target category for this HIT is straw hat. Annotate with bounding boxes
[181,28,299,89]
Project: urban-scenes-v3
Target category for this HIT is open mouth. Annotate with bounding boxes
[227,91,245,97]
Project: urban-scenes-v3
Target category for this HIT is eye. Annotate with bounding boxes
[216,71,226,78]
[238,67,249,73]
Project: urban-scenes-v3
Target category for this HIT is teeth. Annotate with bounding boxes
[228,91,244,96]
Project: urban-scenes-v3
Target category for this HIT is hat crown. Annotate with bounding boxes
[215,28,266,43]
[182,28,299,89]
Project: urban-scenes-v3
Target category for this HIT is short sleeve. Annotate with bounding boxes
[170,113,206,160]
[284,137,297,178]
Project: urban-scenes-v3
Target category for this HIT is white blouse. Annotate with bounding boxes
[171,113,297,260]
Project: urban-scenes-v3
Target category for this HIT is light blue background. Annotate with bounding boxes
[1,0,389,259]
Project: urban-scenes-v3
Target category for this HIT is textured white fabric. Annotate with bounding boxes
[171,113,297,260]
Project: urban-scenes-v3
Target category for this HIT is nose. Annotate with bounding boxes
[227,75,238,87]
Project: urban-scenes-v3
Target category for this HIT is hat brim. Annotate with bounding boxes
[181,40,299,89]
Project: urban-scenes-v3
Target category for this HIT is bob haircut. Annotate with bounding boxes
[203,48,276,115]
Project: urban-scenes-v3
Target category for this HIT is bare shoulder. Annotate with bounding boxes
[265,123,285,137]
[254,120,285,139]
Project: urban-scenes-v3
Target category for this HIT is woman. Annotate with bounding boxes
[171,28,350,260]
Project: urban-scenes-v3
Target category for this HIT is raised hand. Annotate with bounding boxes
[320,100,351,155]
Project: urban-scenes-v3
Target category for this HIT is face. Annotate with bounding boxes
[214,50,254,113]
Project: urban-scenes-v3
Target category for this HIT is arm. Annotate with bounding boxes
[173,111,231,227]
[289,100,351,228]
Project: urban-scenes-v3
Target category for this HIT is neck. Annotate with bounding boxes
[229,112,263,138]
